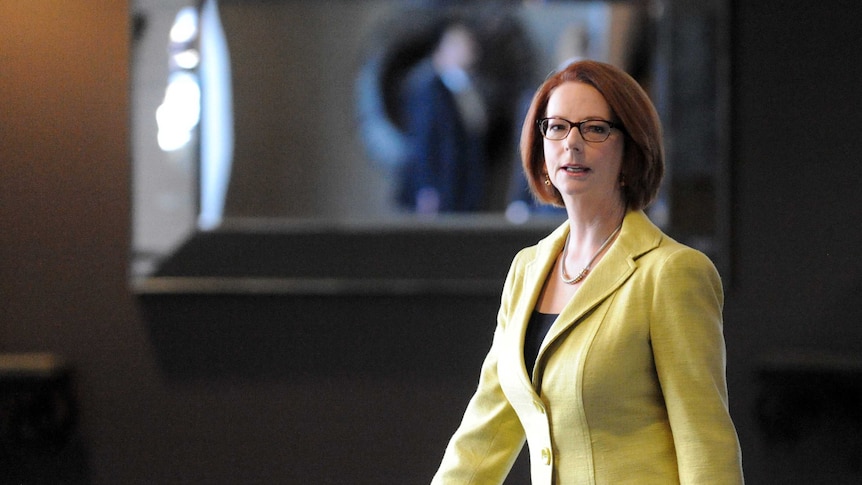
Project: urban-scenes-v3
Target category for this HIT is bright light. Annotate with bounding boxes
[173,48,200,69]
[170,7,199,44]
[505,200,531,225]
[156,72,201,151]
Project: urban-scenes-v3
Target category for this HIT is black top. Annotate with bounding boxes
[523,311,559,376]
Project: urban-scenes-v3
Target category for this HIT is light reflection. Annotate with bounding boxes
[169,6,198,44]
[156,71,200,152]
[157,5,201,153]
[172,48,200,70]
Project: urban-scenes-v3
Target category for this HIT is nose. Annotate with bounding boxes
[565,126,584,151]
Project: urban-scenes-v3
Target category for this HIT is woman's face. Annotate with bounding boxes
[543,81,624,208]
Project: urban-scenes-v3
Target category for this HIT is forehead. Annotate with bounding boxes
[546,81,611,118]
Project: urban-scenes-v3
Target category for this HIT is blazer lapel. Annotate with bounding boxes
[503,222,568,387]
[501,210,664,389]
[541,210,663,362]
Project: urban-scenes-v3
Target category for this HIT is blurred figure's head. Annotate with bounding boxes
[432,23,479,74]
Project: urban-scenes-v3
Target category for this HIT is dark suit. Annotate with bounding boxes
[397,60,486,212]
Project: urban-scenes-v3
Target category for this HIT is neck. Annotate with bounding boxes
[565,201,626,245]
[559,210,625,285]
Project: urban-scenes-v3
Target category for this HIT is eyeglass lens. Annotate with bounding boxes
[541,119,612,142]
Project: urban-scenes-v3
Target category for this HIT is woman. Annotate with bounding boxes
[431,60,744,484]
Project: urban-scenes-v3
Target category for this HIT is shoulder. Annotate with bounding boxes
[510,221,568,270]
[645,237,720,281]
[637,237,724,309]
[619,211,723,297]
[500,221,566,292]
[621,211,719,278]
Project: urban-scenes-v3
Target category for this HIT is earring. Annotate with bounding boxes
[619,174,626,187]
[544,174,551,186]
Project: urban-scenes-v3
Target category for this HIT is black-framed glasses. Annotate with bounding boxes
[537,117,621,142]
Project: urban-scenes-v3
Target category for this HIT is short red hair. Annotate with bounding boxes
[519,60,664,210]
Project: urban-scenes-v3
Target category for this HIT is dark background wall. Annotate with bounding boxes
[2,1,861,484]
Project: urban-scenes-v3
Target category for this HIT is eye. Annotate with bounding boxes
[546,119,569,133]
[582,121,610,134]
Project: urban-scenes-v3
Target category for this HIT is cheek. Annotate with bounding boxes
[542,148,556,173]
[543,139,561,161]
[602,141,625,172]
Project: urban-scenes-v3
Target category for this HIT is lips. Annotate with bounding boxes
[562,165,590,174]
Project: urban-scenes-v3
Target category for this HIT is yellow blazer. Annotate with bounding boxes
[432,210,743,484]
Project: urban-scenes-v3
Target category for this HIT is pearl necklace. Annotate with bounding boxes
[559,221,623,285]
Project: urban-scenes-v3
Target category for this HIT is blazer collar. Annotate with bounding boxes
[521,210,664,355]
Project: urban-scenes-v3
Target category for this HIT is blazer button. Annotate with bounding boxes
[541,447,552,465]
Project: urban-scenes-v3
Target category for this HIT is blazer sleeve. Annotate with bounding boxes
[649,247,744,484]
[431,254,528,484]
